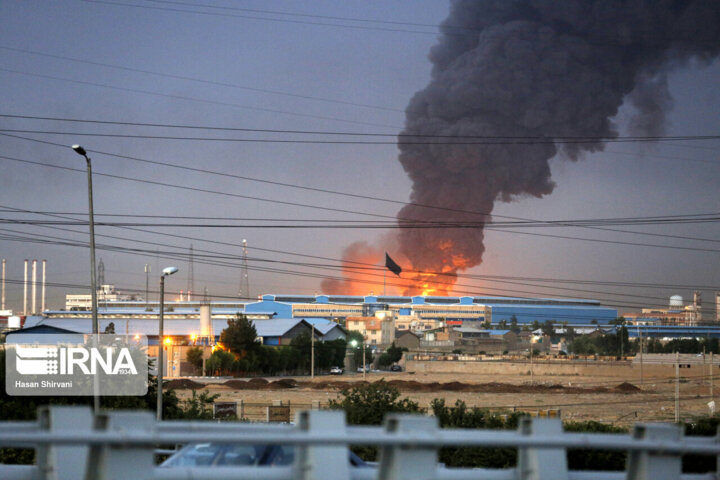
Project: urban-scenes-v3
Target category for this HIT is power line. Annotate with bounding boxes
[84,0,447,36]
[2,223,714,314]
[4,114,719,143]
[0,47,404,114]
[2,151,720,257]
[2,128,719,145]
[0,68,399,129]
[3,131,720,250]
[9,203,712,296]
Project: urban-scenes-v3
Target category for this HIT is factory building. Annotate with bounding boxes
[244,294,617,329]
[623,293,705,327]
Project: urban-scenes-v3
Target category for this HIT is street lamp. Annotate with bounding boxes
[71,144,99,413]
[157,266,178,421]
[71,145,98,334]
[350,338,366,380]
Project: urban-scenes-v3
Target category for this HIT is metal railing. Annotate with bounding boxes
[0,405,718,480]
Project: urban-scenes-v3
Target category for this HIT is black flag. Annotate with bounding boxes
[385,253,402,276]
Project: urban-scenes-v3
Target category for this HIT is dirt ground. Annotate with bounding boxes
[171,369,716,426]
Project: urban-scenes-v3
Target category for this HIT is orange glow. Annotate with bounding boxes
[164,337,172,345]
[190,334,197,341]
[133,334,140,340]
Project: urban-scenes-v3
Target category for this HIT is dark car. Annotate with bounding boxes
[389,364,402,372]
[161,443,370,468]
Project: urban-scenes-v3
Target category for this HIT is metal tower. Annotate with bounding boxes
[97,258,105,286]
[239,239,250,300]
[187,244,195,302]
[144,264,151,306]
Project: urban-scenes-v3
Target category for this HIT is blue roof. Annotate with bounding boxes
[489,330,511,335]
[300,318,348,335]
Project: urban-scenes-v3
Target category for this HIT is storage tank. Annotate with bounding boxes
[669,295,683,308]
[200,304,213,339]
[8,316,21,329]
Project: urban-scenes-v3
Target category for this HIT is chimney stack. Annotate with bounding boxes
[31,259,37,314]
[1,258,5,311]
[41,259,46,313]
[23,259,28,315]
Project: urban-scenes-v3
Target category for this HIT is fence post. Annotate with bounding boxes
[626,423,682,480]
[517,417,568,480]
[84,410,155,479]
[36,405,93,480]
[377,414,439,480]
[295,410,350,480]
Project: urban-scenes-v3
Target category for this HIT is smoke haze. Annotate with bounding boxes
[388,0,720,294]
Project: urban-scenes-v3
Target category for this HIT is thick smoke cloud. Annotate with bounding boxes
[395,0,720,292]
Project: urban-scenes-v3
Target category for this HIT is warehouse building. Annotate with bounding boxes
[244,294,617,327]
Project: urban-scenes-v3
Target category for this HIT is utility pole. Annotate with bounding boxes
[675,351,680,423]
[530,345,534,386]
[144,264,150,308]
[362,341,366,381]
[310,325,315,379]
[638,325,644,386]
[711,351,714,404]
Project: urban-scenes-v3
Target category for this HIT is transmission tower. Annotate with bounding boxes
[187,244,195,302]
[239,239,250,300]
[97,258,105,286]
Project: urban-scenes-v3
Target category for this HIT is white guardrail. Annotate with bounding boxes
[0,406,719,480]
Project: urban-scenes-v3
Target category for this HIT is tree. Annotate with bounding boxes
[509,316,520,333]
[205,350,235,375]
[186,346,204,374]
[328,380,423,460]
[541,320,555,337]
[175,390,220,420]
[378,342,405,367]
[328,380,423,425]
[497,319,508,329]
[220,314,260,358]
[431,399,522,468]
[103,322,115,334]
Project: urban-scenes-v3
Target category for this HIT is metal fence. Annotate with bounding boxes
[1,405,719,480]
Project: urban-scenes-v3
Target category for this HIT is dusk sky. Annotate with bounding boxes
[1,0,718,317]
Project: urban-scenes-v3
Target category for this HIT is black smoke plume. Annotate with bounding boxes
[395,0,720,290]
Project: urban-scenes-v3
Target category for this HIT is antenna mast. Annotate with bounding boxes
[239,239,250,300]
[187,244,195,302]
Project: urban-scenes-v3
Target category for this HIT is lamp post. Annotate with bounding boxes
[71,145,98,333]
[350,338,366,380]
[71,144,99,413]
[157,266,178,421]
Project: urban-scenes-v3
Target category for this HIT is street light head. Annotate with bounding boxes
[350,340,358,347]
[71,144,87,156]
[162,266,179,276]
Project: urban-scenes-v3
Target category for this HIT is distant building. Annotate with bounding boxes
[624,292,704,327]
[244,294,617,330]
[395,330,421,350]
[65,284,142,310]
[346,314,395,346]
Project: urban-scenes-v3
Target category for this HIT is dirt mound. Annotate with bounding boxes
[272,378,298,388]
[165,379,203,390]
[223,380,252,389]
[247,378,269,385]
[441,381,469,391]
[614,382,641,392]
[265,381,293,390]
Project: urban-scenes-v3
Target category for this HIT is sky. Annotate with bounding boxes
[0,0,718,318]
